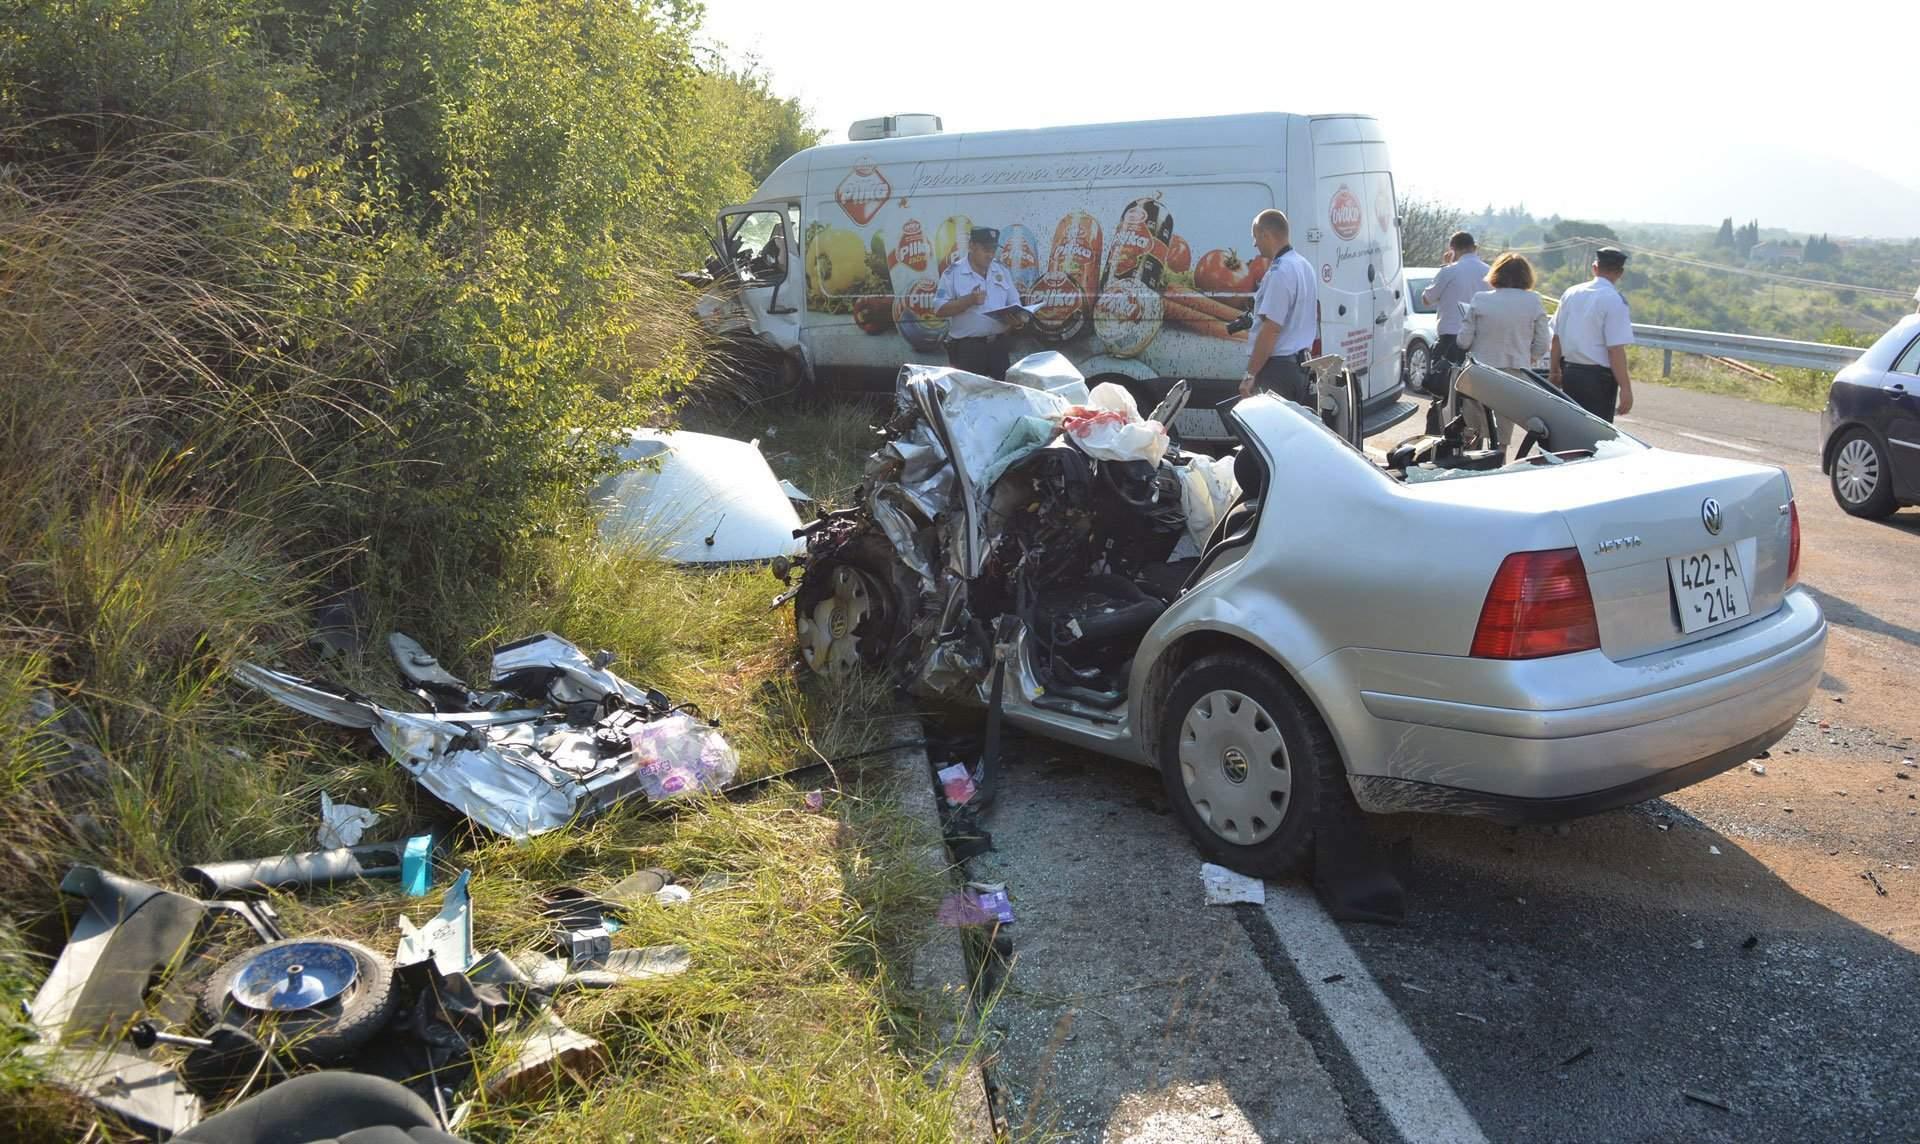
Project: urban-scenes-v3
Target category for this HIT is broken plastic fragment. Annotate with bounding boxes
[397,869,474,975]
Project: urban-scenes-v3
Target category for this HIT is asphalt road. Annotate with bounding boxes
[976,381,1920,1143]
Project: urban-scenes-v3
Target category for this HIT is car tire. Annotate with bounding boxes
[1403,339,1429,386]
[1830,428,1896,519]
[1157,654,1347,878]
[794,531,916,676]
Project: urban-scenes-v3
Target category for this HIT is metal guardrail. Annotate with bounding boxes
[1630,324,1864,375]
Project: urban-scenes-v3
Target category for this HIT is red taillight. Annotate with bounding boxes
[1785,501,1801,589]
[1471,548,1601,659]
[1311,300,1323,358]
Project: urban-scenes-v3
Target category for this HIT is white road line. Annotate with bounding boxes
[1671,430,1763,454]
[1618,417,1765,455]
[1262,884,1489,1144]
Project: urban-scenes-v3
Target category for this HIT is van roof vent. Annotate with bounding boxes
[848,114,942,142]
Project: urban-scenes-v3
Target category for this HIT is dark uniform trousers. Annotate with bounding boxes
[1427,333,1467,396]
[1559,362,1620,422]
[1256,350,1312,406]
[946,334,1011,381]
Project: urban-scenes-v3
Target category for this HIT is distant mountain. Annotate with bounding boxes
[1562,144,1920,240]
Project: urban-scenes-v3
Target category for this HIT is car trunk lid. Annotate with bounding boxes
[1545,452,1794,660]
[1416,448,1797,661]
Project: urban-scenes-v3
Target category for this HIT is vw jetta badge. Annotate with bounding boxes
[1702,498,1723,536]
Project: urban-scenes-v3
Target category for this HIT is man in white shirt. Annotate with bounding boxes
[1238,209,1320,405]
[1550,247,1635,421]
[933,226,1027,379]
[1419,231,1490,395]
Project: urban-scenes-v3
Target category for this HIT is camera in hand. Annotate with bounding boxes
[1224,310,1253,335]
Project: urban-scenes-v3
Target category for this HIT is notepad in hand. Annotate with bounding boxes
[984,302,1042,322]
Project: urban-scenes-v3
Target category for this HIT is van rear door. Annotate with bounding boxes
[1307,120,1401,407]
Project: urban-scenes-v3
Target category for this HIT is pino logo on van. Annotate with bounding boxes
[836,163,892,226]
[1329,185,1362,241]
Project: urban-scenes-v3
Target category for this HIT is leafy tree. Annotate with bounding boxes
[1715,217,1735,247]
[1399,195,1465,266]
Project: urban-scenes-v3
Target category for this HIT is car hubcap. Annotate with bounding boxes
[1178,690,1292,846]
[1407,344,1428,379]
[797,565,875,676]
[1835,438,1880,505]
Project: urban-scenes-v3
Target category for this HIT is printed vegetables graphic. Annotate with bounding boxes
[1192,248,1265,303]
[808,227,868,296]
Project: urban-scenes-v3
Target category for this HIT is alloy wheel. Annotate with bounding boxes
[1835,437,1880,505]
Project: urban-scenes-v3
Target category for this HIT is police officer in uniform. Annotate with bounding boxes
[1549,246,1635,421]
[1238,209,1319,405]
[933,226,1027,380]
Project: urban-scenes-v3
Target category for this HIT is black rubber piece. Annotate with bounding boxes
[198,938,399,1064]
[1157,654,1349,879]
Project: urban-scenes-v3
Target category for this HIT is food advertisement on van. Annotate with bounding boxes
[799,160,1396,385]
[803,180,1284,367]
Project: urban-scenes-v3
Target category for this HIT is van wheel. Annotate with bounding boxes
[1830,429,1896,519]
[1157,654,1346,878]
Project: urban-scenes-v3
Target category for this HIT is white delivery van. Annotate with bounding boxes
[699,111,1417,438]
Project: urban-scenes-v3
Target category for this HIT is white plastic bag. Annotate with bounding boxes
[627,714,739,799]
[1060,383,1169,465]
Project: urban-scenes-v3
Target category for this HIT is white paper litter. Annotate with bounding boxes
[318,792,379,849]
[1200,862,1266,905]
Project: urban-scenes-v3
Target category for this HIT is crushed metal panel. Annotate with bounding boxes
[593,429,807,563]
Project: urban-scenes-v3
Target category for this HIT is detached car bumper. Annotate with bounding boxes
[1310,590,1827,822]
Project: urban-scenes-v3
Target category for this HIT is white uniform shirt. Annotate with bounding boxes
[934,255,1022,340]
[1550,276,1634,366]
[1420,253,1489,336]
[1252,248,1319,356]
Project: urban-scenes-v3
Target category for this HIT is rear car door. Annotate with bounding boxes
[1886,332,1920,499]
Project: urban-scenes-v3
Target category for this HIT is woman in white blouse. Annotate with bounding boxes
[1457,253,1550,371]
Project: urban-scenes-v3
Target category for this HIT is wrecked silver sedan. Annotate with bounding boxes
[784,357,1827,876]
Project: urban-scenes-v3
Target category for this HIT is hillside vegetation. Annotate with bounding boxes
[0,5,978,1140]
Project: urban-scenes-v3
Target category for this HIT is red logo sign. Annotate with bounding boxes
[836,163,892,225]
[1329,184,1362,242]
[893,219,929,272]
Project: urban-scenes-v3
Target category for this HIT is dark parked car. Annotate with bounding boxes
[1822,314,1920,518]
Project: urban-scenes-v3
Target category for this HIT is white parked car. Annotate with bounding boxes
[1401,266,1440,385]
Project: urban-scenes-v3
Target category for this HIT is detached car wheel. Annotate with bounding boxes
[1830,429,1896,519]
[1158,654,1346,878]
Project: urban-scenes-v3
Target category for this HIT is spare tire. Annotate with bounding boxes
[198,938,398,1064]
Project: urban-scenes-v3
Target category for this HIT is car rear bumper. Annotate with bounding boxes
[1310,590,1826,816]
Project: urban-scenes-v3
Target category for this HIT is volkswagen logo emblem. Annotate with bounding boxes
[1701,497,1723,536]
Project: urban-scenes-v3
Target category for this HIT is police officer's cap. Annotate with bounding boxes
[1594,247,1628,270]
[968,226,1000,247]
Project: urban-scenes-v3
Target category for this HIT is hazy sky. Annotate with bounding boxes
[699,0,1920,236]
